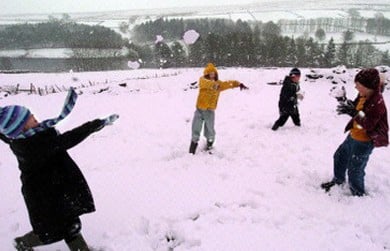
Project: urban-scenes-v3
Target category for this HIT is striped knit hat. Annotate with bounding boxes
[0,106,31,139]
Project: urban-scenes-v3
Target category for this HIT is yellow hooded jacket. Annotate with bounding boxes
[196,64,240,110]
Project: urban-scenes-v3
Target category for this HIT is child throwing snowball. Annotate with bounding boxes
[189,63,248,154]
[0,88,119,251]
[272,67,304,131]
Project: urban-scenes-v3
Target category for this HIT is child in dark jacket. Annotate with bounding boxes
[272,68,304,130]
[0,88,118,251]
[321,68,389,196]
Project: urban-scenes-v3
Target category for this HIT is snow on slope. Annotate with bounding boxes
[0,67,390,251]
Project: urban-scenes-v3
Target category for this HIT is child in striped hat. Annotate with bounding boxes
[0,105,33,139]
[0,88,118,251]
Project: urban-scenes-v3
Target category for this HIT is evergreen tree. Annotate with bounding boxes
[204,33,226,65]
[154,41,173,68]
[225,32,241,66]
[343,30,354,42]
[171,41,187,67]
[234,20,254,66]
[139,44,155,67]
[285,37,297,65]
[252,25,263,66]
[305,37,323,67]
[262,21,281,38]
[337,41,349,66]
[119,22,130,34]
[262,22,283,65]
[324,37,336,67]
[353,41,381,67]
[188,37,205,66]
[315,28,326,42]
[295,38,307,67]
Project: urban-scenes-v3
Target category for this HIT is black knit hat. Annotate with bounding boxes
[354,68,380,90]
[289,68,301,76]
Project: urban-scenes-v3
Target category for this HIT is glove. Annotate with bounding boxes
[103,114,119,125]
[336,100,357,117]
[239,83,249,90]
[336,95,347,103]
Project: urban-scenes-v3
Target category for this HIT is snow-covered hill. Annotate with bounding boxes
[1,1,390,57]
[0,67,390,250]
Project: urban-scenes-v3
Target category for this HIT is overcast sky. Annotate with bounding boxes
[1,0,256,15]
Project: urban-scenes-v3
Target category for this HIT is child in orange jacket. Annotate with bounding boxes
[189,63,248,154]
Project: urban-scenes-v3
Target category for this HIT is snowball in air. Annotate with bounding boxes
[128,60,140,69]
[155,35,164,44]
[183,30,200,45]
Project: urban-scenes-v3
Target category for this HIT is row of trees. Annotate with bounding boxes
[133,15,390,43]
[279,15,390,36]
[1,16,389,70]
[128,18,390,68]
[0,16,124,50]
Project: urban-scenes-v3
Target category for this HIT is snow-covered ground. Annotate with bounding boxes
[1,67,390,251]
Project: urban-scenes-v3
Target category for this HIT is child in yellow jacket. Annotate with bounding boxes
[189,63,248,154]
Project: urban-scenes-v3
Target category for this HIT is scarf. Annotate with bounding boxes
[16,88,78,139]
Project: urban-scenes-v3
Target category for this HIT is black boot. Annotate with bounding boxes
[189,141,198,154]
[14,231,42,251]
[320,181,336,192]
[66,233,90,251]
[206,140,213,150]
[271,123,279,131]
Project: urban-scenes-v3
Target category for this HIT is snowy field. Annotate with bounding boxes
[1,67,390,250]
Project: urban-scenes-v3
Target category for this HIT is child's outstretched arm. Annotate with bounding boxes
[50,114,119,152]
[217,80,241,91]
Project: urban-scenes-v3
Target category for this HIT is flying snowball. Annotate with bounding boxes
[183,30,200,45]
[155,35,164,44]
[128,60,140,69]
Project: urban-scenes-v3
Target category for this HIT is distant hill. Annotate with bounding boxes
[0,0,389,51]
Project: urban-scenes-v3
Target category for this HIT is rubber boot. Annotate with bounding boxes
[206,140,213,150]
[14,231,43,251]
[65,234,90,251]
[189,141,198,154]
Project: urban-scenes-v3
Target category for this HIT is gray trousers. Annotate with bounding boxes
[191,109,215,143]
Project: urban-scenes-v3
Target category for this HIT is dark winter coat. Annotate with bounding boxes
[345,92,389,147]
[278,76,300,114]
[1,119,103,243]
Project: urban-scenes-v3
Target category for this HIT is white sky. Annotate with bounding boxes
[1,0,256,15]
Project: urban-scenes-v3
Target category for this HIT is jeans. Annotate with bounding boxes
[333,135,374,196]
[191,109,215,143]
